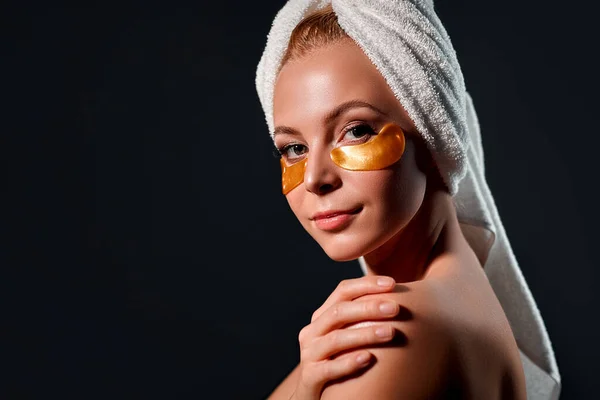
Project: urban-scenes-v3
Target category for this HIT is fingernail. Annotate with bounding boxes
[379,302,397,315]
[375,326,393,338]
[377,277,395,287]
[356,352,370,364]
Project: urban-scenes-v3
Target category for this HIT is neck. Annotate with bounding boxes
[361,185,465,283]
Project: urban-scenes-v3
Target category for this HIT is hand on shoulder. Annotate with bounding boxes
[320,281,457,399]
[321,279,526,400]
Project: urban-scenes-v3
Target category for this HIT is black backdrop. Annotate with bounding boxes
[5,1,599,399]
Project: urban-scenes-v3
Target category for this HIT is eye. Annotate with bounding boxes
[278,143,308,163]
[342,124,376,142]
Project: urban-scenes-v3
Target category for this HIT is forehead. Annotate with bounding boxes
[273,39,400,126]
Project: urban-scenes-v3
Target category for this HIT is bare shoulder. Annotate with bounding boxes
[321,278,526,399]
[320,281,457,399]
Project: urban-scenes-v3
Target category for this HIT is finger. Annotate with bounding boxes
[303,351,373,387]
[304,324,395,361]
[312,276,396,322]
[310,298,399,337]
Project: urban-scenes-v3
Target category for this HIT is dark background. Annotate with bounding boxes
[5,0,598,399]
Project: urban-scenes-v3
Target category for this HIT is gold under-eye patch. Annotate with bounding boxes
[280,123,406,195]
[280,158,307,195]
[330,123,405,170]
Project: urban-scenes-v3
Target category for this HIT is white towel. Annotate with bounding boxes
[255,1,561,398]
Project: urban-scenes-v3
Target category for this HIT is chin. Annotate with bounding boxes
[323,248,362,262]
[316,234,376,262]
[325,251,362,262]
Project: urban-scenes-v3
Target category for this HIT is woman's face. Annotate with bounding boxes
[273,38,429,262]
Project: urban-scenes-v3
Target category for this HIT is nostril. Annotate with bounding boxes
[318,183,334,194]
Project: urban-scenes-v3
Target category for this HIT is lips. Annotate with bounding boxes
[310,206,362,231]
[310,207,362,221]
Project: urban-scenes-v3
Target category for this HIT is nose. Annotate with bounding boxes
[303,146,342,195]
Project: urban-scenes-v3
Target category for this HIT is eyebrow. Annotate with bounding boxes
[273,99,388,137]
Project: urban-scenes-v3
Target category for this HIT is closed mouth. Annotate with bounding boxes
[311,206,363,221]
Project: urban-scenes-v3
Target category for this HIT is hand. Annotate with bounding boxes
[291,276,400,400]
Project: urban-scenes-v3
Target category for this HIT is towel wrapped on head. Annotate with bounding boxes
[255,1,561,398]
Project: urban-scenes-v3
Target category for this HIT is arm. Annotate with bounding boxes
[267,364,300,400]
[322,334,454,399]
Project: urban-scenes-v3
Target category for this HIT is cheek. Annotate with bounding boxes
[284,190,305,220]
[389,167,427,223]
[361,149,427,229]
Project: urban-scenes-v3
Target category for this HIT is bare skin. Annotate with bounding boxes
[268,38,526,399]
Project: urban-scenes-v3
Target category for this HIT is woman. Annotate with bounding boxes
[255,1,561,399]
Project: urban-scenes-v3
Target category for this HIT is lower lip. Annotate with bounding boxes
[314,211,359,231]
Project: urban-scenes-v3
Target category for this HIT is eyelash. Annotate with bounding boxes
[274,122,377,160]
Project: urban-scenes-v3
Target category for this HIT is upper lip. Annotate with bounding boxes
[310,207,362,221]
